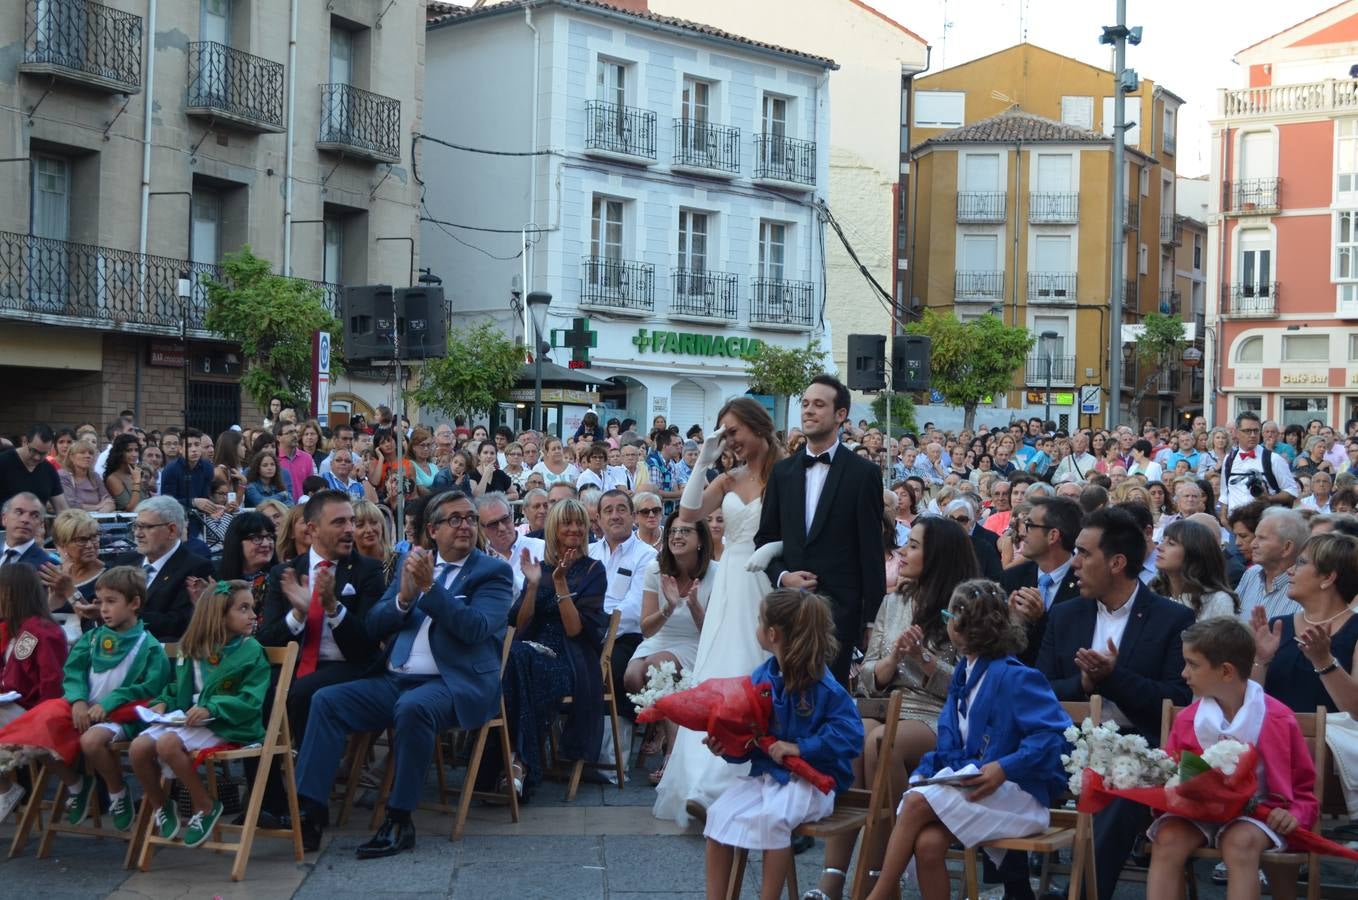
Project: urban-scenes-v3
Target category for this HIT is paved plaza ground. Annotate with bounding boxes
[1,754,1352,899]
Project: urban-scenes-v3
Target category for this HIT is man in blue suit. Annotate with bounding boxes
[293,489,513,859]
[1037,505,1193,900]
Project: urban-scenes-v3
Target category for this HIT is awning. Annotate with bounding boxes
[514,361,610,387]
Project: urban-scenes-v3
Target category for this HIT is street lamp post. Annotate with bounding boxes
[1041,330,1060,431]
[527,291,552,434]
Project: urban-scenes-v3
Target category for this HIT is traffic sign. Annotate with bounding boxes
[1079,384,1101,416]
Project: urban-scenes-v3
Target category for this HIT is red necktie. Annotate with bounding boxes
[1239,450,1256,460]
[296,560,334,678]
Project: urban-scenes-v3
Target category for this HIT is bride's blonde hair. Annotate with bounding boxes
[715,397,784,485]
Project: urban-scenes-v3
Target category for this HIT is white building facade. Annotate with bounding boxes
[422,0,836,434]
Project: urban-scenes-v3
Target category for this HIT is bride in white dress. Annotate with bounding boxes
[653,397,784,827]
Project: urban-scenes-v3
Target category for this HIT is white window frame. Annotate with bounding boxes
[677,209,709,274]
[1282,334,1330,363]
[596,57,629,107]
[590,195,625,262]
[1338,119,1358,202]
[1234,395,1263,418]
[758,219,788,282]
[1337,210,1358,314]
[914,90,964,128]
[1235,335,1264,364]
[1349,334,1358,362]
[1060,96,1094,130]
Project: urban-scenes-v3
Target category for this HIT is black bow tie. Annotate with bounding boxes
[804,452,832,468]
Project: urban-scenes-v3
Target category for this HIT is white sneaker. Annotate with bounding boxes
[0,782,27,822]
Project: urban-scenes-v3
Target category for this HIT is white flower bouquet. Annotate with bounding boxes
[1060,717,1176,796]
[626,659,694,712]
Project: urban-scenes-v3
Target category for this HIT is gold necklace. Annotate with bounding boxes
[1302,605,1354,628]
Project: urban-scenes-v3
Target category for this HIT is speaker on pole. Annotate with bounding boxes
[892,334,931,393]
[342,284,395,362]
[396,286,447,360]
[847,334,886,391]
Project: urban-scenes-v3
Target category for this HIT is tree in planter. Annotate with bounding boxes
[745,340,829,427]
[1126,312,1187,424]
[870,393,918,437]
[410,321,524,421]
[905,310,1033,432]
[203,246,342,413]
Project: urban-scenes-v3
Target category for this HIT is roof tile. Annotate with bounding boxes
[919,108,1110,147]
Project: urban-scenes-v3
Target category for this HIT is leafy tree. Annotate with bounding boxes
[411,321,524,420]
[870,393,917,437]
[746,340,829,426]
[1127,312,1187,423]
[204,246,341,412]
[904,310,1033,432]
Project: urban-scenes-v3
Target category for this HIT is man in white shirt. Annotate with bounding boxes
[477,492,543,596]
[1052,431,1098,484]
[1222,411,1297,513]
[590,489,657,718]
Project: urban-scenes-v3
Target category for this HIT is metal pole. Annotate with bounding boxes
[534,330,544,434]
[1045,352,1053,428]
[1107,0,1128,429]
[393,298,405,542]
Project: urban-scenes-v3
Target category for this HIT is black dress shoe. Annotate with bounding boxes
[791,833,815,855]
[296,814,323,853]
[355,816,416,860]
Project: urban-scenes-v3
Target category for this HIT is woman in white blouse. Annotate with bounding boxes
[531,436,579,487]
[1151,519,1238,620]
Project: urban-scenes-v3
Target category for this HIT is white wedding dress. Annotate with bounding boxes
[653,490,772,827]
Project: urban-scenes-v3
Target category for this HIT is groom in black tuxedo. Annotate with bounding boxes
[754,375,886,682]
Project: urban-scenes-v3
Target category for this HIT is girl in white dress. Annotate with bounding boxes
[867,581,1071,900]
[653,397,783,827]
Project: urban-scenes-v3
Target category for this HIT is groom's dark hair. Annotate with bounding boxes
[809,374,850,418]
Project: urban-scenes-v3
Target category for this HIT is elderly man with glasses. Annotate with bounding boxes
[110,495,213,640]
[477,492,543,595]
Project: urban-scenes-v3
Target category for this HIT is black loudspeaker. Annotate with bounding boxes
[847,334,887,391]
[341,285,447,361]
[397,286,447,360]
[892,334,931,392]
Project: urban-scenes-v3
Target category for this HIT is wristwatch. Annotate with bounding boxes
[920,651,935,665]
[1315,658,1341,676]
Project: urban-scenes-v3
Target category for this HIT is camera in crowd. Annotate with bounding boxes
[1230,471,1269,498]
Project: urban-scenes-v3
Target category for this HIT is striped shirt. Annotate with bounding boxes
[1236,565,1298,623]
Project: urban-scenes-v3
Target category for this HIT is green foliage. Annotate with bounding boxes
[411,321,524,419]
[745,340,829,398]
[203,246,342,412]
[870,393,917,437]
[1129,313,1187,419]
[905,310,1034,431]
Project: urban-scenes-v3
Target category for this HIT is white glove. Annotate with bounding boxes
[679,468,708,510]
[695,426,726,470]
[746,541,783,573]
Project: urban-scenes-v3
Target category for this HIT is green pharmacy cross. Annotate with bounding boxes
[554,317,598,368]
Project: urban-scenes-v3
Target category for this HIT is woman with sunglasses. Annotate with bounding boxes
[632,491,664,551]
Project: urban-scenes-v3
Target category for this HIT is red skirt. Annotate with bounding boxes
[0,698,147,767]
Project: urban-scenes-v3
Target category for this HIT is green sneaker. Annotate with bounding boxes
[181,799,223,849]
[154,799,180,841]
[108,793,133,832]
[64,775,95,826]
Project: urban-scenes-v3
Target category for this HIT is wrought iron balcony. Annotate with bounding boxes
[957,192,1006,223]
[1124,279,1137,306]
[671,269,738,320]
[753,134,816,188]
[186,42,285,132]
[954,271,1004,301]
[1024,355,1076,386]
[584,101,657,163]
[1029,192,1078,224]
[20,0,142,93]
[672,119,740,176]
[1159,289,1182,315]
[750,278,815,328]
[1222,282,1278,317]
[1161,215,1181,245]
[318,83,401,163]
[1028,272,1076,304]
[1224,178,1280,214]
[581,256,655,314]
[1124,199,1139,230]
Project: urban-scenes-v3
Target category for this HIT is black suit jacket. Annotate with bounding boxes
[1035,582,1193,743]
[257,551,386,671]
[969,527,1004,581]
[1000,558,1082,666]
[6,542,54,570]
[113,545,214,641]
[754,446,887,637]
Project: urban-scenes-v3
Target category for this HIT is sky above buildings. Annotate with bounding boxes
[875,0,1343,176]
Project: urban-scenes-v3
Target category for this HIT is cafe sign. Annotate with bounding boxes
[631,327,762,360]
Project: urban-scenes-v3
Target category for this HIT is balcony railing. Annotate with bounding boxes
[584,100,657,162]
[1219,78,1358,120]
[753,134,816,187]
[671,269,738,320]
[750,278,815,328]
[1124,199,1139,230]
[1222,282,1278,317]
[1029,192,1078,224]
[1160,215,1180,245]
[954,271,1004,301]
[1164,132,1176,156]
[1159,289,1181,315]
[1224,178,1280,214]
[186,42,284,132]
[0,231,338,337]
[1028,272,1076,304]
[672,120,740,175]
[1024,355,1076,386]
[1124,279,1137,306]
[581,256,655,313]
[957,192,1006,223]
[20,0,142,93]
[317,83,401,163]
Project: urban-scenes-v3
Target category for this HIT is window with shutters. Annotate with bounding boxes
[914,91,964,128]
[1061,96,1094,130]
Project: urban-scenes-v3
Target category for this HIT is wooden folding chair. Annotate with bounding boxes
[135,642,303,882]
[555,609,626,801]
[726,691,906,900]
[951,697,1102,900]
[365,627,521,838]
[6,762,51,859]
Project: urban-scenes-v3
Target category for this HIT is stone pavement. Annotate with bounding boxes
[0,754,1344,898]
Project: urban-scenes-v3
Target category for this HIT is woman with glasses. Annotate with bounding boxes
[625,511,714,784]
[39,508,106,641]
[502,442,531,495]
[632,491,664,550]
[407,426,439,497]
[216,511,278,613]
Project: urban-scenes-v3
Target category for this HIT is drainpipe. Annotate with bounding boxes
[282,0,299,274]
[1206,124,1229,428]
[136,0,158,257]
[522,4,540,340]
